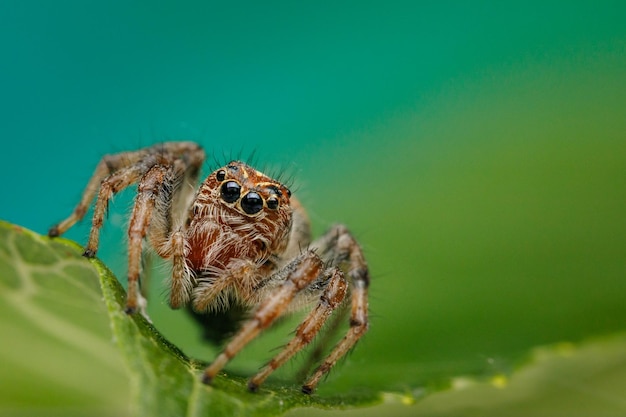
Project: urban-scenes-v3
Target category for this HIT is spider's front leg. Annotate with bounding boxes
[127,159,203,313]
[48,150,154,250]
[124,164,170,314]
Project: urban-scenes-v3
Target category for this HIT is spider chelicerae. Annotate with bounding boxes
[49,141,369,394]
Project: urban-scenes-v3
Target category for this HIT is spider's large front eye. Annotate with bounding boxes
[220,181,241,203]
[241,192,264,215]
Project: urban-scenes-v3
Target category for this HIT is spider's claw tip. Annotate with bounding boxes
[48,226,60,237]
[201,373,213,385]
[82,248,97,258]
[247,381,260,393]
[124,305,137,315]
[301,385,314,395]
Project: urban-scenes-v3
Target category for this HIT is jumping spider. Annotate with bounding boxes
[49,141,369,394]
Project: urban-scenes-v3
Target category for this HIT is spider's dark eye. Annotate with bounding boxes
[267,197,279,210]
[216,169,226,181]
[241,192,264,215]
[220,181,241,203]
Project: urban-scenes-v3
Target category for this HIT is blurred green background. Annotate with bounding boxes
[1,0,626,403]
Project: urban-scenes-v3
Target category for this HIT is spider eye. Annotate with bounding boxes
[267,197,279,210]
[241,192,264,215]
[220,181,241,203]
[216,170,226,181]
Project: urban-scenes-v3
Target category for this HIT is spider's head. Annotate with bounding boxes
[208,161,292,219]
[189,161,293,267]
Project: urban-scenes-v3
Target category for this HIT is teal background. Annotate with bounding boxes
[2,0,626,396]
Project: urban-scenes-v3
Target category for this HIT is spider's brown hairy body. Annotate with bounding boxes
[49,141,369,394]
[188,163,292,276]
[182,161,294,312]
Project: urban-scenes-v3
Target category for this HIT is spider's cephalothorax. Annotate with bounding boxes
[181,161,295,313]
[191,163,292,279]
[49,142,369,394]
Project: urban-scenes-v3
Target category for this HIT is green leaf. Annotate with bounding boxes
[288,334,626,417]
[0,221,129,416]
[0,220,379,416]
[2,219,626,417]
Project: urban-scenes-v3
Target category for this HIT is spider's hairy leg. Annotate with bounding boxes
[48,150,147,238]
[49,141,204,245]
[201,250,325,385]
[301,224,370,394]
[48,141,206,312]
[125,164,170,314]
[302,278,368,394]
[247,267,347,392]
[148,157,205,310]
[83,162,156,258]
[295,300,349,382]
